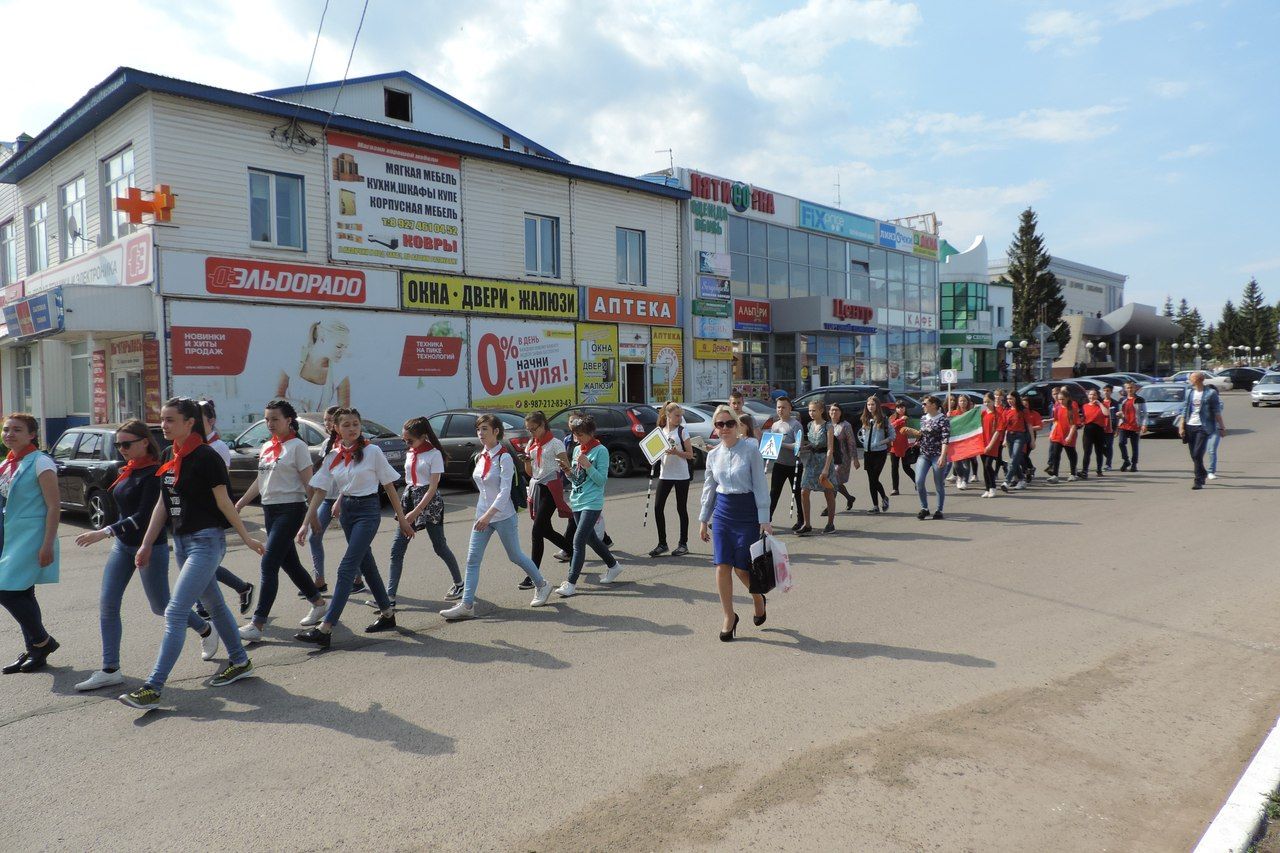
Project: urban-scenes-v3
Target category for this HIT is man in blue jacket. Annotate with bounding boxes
[1177,372,1226,490]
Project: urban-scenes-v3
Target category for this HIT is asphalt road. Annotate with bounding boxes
[2,392,1277,851]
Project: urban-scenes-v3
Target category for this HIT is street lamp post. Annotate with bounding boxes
[1004,340,1014,390]
[1122,342,1132,372]
[1135,341,1144,374]
[1255,345,1262,366]
[1085,340,1094,373]
[1171,342,1180,371]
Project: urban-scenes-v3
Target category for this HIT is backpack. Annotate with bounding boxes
[472,448,528,513]
[829,422,844,467]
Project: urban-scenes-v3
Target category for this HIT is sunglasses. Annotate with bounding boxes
[714,420,737,429]
[117,437,147,449]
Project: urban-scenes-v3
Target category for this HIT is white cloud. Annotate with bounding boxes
[1025,10,1102,52]
[1159,143,1213,160]
[1150,79,1191,98]
[1236,256,1280,276]
[882,105,1122,148]
[739,0,923,63]
[1112,0,1196,22]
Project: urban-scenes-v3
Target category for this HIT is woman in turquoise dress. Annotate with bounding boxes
[0,414,62,674]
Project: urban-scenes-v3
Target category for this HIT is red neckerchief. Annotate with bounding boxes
[156,434,204,484]
[206,431,220,444]
[261,431,296,464]
[576,437,601,459]
[329,439,364,470]
[530,431,553,467]
[479,446,504,478]
[406,441,434,487]
[0,444,37,478]
[111,455,158,489]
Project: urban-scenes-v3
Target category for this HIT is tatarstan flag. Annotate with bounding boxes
[947,407,985,461]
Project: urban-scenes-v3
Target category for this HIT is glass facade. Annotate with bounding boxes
[941,281,988,330]
[729,216,847,299]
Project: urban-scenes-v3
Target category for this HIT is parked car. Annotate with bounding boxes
[1088,373,1147,390]
[1217,366,1265,391]
[696,398,776,421]
[1137,383,1188,435]
[421,409,531,480]
[547,404,659,477]
[1166,370,1233,390]
[888,393,927,418]
[50,423,168,528]
[1073,377,1110,393]
[791,385,900,428]
[228,412,407,495]
[1016,380,1087,416]
[1250,372,1280,407]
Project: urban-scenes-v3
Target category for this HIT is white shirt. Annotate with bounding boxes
[403,446,445,488]
[527,437,566,485]
[473,445,517,522]
[658,424,690,481]
[207,436,232,468]
[1188,390,1203,426]
[257,437,312,505]
[309,443,398,497]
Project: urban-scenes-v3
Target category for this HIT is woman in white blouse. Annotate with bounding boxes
[293,407,414,649]
[521,411,575,583]
[440,414,553,620]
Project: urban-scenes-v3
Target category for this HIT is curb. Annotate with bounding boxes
[1195,715,1280,852]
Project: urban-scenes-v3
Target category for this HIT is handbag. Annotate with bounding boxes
[904,445,920,465]
[748,535,777,595]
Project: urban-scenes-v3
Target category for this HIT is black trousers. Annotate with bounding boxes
[981,456,999,491]
[1082,425,1106,474]
[654,478,690,547]
[0,586,49,648]
[769,462,801,520]
[1046,442,1078,477]
[865,450,889,504]
[1119,430,1140,466]
[530,482,575,569]
[890,453,913,491]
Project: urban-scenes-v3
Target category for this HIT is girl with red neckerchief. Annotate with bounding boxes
[380,415,461,606]
[197,399,255,617]
[522,410,575,578]
[233,399,328,642]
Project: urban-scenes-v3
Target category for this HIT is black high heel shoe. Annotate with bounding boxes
[753,595,767,626]
[719,613,739,642]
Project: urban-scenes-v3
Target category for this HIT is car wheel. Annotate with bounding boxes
[608,449,632,478]
[87,490,116,529]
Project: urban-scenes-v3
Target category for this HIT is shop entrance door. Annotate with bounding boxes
[114,371,144,423]
[622,363,647,404]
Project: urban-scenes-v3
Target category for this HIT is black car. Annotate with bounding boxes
[791,385,900,427]
[1217,367,1265,391]
[228,413,407,495]
[424,409,531,480]
[50,423,168,528]
[1016,380,1087,416]
[547,404,658,477]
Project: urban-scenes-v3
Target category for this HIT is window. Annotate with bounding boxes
[13,347,34,412]
[249,169,304,249]
[997,306,1006,327]
[616,228,646,286]
[299,423,325,445]
[427,414,448,437]
[384,88,412,122]
[25,200,49,273]
[60,176,88,260]
[235,422,272,448]
[74,432,104,460]
[50,431,79,462]
[524,214,560,277]
[102,147,135,243]
[0,220,15,286]
[443,413,477,438]
[69,342,91,414]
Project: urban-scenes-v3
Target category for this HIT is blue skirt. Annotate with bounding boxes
[711,492,760,572]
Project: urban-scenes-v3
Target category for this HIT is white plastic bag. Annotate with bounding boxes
[768,534,793,592]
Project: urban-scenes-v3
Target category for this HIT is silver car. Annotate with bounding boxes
[1138,383,1188,435]
[1251,372,1280,407]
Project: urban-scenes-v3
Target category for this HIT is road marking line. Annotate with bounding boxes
[1194,714,1280,852]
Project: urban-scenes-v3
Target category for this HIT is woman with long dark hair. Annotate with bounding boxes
[119,398,265,709]
[0,414,61,674]
[977,393,1004,498]
[827,402,859,511]
[1080,388,1109,479]
[74,421,219,690]
[1046,387,1081,483]
[888,400,913,496]
[998,392,1031,492]
[650,402,695,558]
[293,407,414,648]
[859,396,893,514]
[901,395,951,520]
[522,411,575,581]
[198,399,255,616]
[554,413,623,597]
[233,400,329,641]
[307,405,343,594]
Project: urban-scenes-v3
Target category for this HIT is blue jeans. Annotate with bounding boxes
[1118,430,1140,467]
[1207,430,1221,474]
[389,520,461,599]
[1188,429,1212,485]
[99,540,207,671]
[308,498,336,581]
[254,502,320,624]
[462,514,544,606]
[569,508,615,584]
[146,529,247,690]
[915,453,949,512]
[322,494,392,625]
[1004,431,1029,484]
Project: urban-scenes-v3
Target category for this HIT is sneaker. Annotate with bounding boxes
[932,511,944,520]
[602,535,613,548]
[956,481,967,491]
[555,581,577,598]
[999,483,1010,493]
[439,602,475,620]
[531,582,553,607]
[119,685,161,710]
[518,576,535,590]
[210,659,254,687]
[671,544,689,557]
[1104,465,1113,472]
[880,498,889,512]
[982,489,994,498]
[553,551,570,563]
[1046,476,1060,484]
[1130,466,1139,473]
[822,523,836,534]
[294,627,331,647]
[866,507,881,515]
[351,579,366,594]
[1067,474,1078,482]
[299,603,327,627]
[890,489,900,496]
[1207,473,1218,480]
[1015,481,1027,491]
[239,584,255,615]
[600,562,624,584]
[1078,472,1088,480]
[1120,462,1131,472]
[648,543,669,558]
[238,624,263,643]
[200,628,220,661]
[444,583,464,601]
[917,509,930,520]
[195,602,210,620]
[364,613,397,633]
[76,669,125,691]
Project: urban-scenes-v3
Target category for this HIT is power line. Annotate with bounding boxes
[322,0,371,138]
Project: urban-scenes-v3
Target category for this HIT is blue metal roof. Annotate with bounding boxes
[0,68,688,202]
[257,70,566,162]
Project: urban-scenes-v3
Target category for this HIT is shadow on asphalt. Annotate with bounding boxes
[741,626,997,668]
[486,601,694,637]
[954,513,1080,525]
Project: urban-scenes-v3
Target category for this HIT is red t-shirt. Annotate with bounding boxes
[1050,402,1080,445]
[1083,402,1111,431]
[889,414,910,456]
[981,409,1004,457]
[1025,410,1044,431]
[1001,407,1028,434]
[1119,398,1141,431]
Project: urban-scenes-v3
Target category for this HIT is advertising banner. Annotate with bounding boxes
[650,327,684,401]
[797,201,877,245]
[692,299,731,318]
[693,339,733,360]
[4,288,64,338]
[698,275,730,301]
[168,301,468,430]
[471,318,577,411]
[401,272,577,319]
[327,131,463,271]
[694,315,733,339]
[91,351,108,423]
[160,251,399,310]
[697,251,731,277]
[734,298,772,332]
[142,338,162,421]
[575,323,619,404]
[585,286,678,326]
[17,230,154,300]
[878,221,939,260]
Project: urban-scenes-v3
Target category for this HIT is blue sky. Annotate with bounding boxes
[4,0,1277,320]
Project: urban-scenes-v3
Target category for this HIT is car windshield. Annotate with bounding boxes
[1141,385,1185,403]
[1260,374,1280,384]
[360,419,397,439]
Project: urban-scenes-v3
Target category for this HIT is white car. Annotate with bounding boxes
[1166,370,1233,391]
[1251,372,1280,407]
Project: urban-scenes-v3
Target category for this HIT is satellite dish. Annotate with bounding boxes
[66,213,81,241]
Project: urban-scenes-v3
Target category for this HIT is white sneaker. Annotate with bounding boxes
[299,603,327,626]
[239,623,263,642]
[1207,473,1218,480]
[1067,474,1078,481]
[200,628,220,661]
[555,581,577,598]
[439,602,475,620]
[1046,476,1059,484]
[956,480,967,491]
[1015,481,1027,491]
[530,582,552,607]
[76,669,125,691]
[599,562,624,584]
